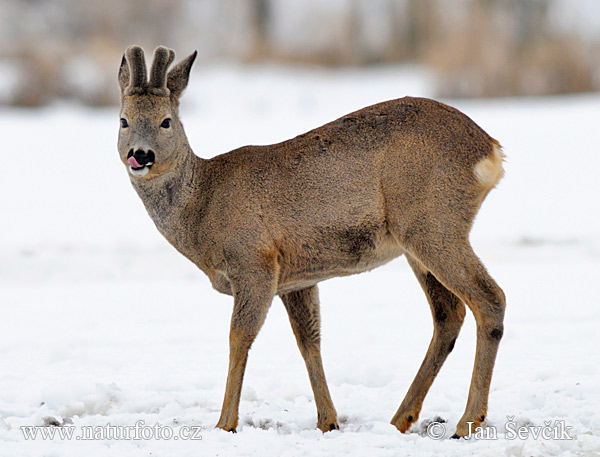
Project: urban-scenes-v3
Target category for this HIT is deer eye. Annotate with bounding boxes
[120,118,129,128]
[160,118,171,129]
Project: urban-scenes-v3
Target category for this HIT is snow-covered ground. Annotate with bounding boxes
[0,64,599,457]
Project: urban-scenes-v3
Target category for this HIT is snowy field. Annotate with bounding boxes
[1,64,599,457]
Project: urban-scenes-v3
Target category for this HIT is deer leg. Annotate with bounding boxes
[391,255,466,432]
[215,266,277,432]
[408,241,506,438]
[280,285,338,432]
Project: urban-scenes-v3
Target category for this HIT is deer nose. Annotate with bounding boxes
[127,148,155,168]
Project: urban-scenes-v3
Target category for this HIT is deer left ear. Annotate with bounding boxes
[166,51,197,99]
[118,54,130,93]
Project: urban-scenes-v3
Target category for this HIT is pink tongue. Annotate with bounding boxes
[128,156,143,168]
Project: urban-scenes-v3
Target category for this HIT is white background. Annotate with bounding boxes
[1,65,599,456]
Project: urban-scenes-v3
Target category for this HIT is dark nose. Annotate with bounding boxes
[127,148,155,165]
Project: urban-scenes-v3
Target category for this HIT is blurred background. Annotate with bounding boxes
[1,0,600,106]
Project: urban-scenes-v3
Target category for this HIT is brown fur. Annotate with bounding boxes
[118,46,506,437]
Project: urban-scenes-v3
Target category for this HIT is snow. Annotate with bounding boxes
[1,64,599,456]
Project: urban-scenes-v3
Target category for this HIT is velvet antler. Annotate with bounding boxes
[148,46,175,96]
[122,46,147,96]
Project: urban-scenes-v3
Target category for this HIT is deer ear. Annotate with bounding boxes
[118,54,130,93]
[166,51,197,99]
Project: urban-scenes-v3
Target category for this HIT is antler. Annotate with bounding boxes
[122,46,147,96]
[120,46,175,96]
[149,46,175,95]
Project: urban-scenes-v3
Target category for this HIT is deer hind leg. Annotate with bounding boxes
[406,240,506,438]
[392,254,466,432]
[280,285,338,432]
[215,265,277,432]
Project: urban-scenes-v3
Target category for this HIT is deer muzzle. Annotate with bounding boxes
[127,149,155,176]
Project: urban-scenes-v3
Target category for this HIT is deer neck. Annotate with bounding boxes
[130,145,204,241]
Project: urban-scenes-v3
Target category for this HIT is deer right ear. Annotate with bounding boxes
[118,54,130,93]
[166,51,197,99]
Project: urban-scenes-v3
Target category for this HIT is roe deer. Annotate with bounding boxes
[117,46,506,438]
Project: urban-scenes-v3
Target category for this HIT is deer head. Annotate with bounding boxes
[117,46,197,178]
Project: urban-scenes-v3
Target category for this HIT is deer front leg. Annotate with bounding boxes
[215,264,277,432]
[280,286,338,432]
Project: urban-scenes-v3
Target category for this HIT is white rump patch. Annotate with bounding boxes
[474,142,505,190]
